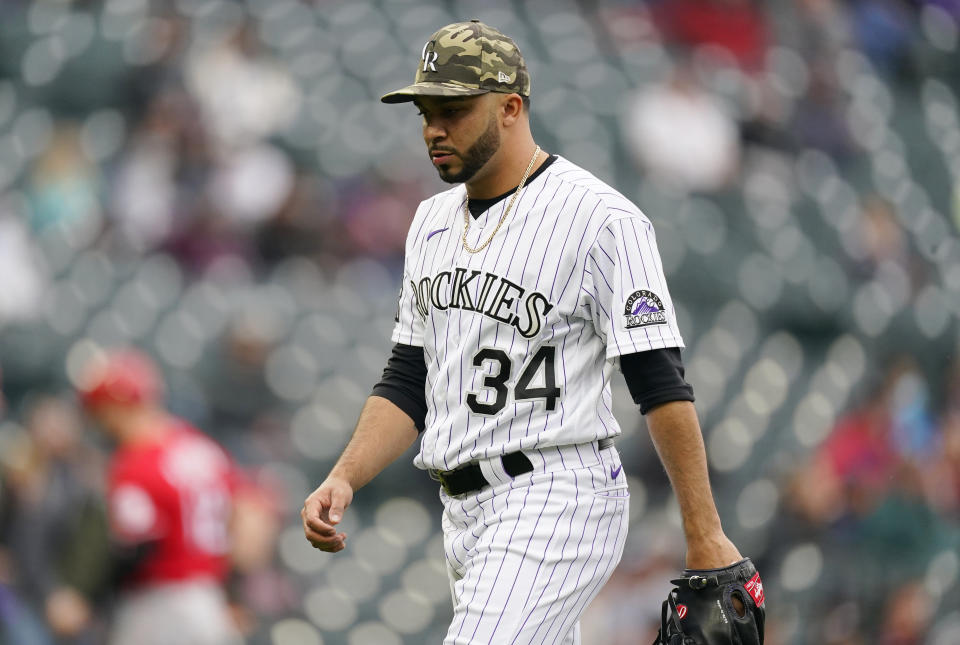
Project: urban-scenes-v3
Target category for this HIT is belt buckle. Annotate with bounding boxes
[430,469,454,495]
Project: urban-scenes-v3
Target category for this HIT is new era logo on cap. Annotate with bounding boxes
[498,71,510,83]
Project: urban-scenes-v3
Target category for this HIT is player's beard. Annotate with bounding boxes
[436,116,500,184]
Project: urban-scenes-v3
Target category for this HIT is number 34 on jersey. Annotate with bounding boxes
[409,266,560,416]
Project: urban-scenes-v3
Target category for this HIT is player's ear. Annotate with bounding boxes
[499,93,524,127]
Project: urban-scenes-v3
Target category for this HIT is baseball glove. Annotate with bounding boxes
[654,557,765,645]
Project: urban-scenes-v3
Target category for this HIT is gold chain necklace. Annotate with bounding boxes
[461,145,541,254]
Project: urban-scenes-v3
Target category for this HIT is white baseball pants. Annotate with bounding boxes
[441,441,629,645]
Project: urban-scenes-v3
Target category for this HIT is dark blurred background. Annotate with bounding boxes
[0,0,959,643]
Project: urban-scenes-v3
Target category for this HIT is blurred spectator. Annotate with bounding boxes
[651,0,770,71]
[849,0,917,80]
[0,365,6,419]
[814,596,868,645]
[844,195,911,277]
[788,0,855,56]
[0,396,105,645]
[792,56,857,160]
[854,462,950,578]
[789,360,909,524]
[75,348,273,645]
[185,22,300,151]
[339,177,422,265]
[201,316,276,443]
[110,89,212,253]
[0,209,46,325]
[878,580,933,645]
[26,125,101,235]
[622,58,740,193]
[927,359,960,512]
[886,359,938,459]
[928,409,960,511]
[208,143,295,232]
[164,201,251,276]
[739,76,797,156]
[785,355,955,644]
[110,97,180,252]
[842,194,931,318]
[222,475,295,638]
[255,174,335,267]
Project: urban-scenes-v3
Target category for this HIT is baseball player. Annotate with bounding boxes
[303,20,764,645]
[77,349,245,645]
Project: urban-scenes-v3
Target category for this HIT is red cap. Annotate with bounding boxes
[77,349,163,410]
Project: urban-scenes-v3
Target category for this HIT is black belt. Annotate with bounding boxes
[434,438,615,497]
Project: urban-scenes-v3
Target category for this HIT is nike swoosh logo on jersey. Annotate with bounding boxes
[610,464,622,479]
[427,227,450,241]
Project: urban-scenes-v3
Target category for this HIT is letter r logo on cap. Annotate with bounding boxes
[421,41,438,72]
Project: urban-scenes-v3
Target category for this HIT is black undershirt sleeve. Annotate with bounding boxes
[619,347,695,414]
[371,343,429,432]
[372,344,692,429]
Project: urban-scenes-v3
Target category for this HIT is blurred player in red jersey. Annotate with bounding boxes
[77,349,246,645]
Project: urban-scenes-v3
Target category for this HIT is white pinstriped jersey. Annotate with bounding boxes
[393,156,683,472]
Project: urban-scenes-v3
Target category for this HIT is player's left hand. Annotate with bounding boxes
[655,557,766,645]
[684,531,742,570]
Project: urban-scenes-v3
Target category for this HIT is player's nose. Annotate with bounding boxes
[423,120,446,144]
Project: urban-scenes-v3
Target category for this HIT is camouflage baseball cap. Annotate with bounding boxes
[381,20,530,104]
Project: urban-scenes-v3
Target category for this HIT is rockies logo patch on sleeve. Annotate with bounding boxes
[623,290,667,329]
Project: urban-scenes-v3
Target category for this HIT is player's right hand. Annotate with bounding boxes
[302,476,353,552]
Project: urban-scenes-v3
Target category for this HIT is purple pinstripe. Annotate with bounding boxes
[483,476,553,638]
[514,476,584,636]
[442,456,628,645]
[527,470,597,643]
[611,222,655,349]
[452,485,518,640]
[391,157,677,644]
[620,219,666,347]
[548,496,627,644]
[486,175,557,453]
[401,159,684,472]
